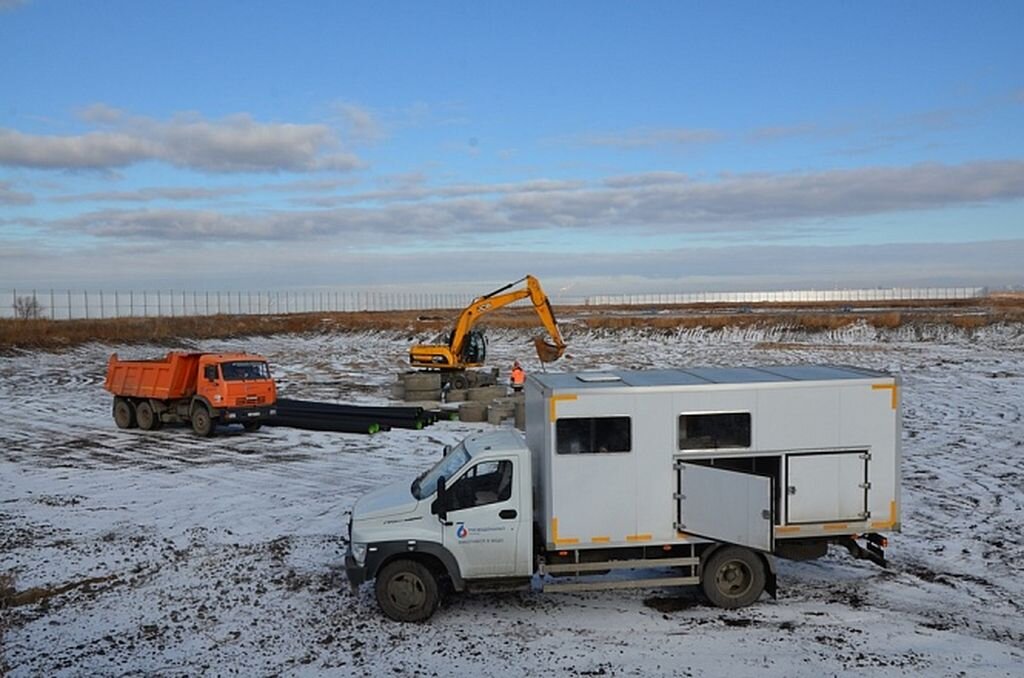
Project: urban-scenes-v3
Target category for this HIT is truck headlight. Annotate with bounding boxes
[350,542,367,566]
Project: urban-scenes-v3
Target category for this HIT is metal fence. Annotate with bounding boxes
[1,288,490,320]
[1,286,990,320]
[584,287,989,306]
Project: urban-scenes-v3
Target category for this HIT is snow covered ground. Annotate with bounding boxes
[2,323,1023,676]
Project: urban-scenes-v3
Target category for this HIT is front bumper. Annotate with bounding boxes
[216,406,277,422]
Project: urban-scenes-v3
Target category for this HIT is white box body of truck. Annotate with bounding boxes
[528,365,901,554]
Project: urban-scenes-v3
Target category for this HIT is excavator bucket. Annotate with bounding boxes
[533,336,565,363]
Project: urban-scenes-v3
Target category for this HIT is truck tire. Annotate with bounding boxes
[191,406,215,437]
[701,546,766,609]
[450,372,469,390]
[375,559,440,623]
[242,421,262,432]
[135,401,161,431]
[113,398,137,429]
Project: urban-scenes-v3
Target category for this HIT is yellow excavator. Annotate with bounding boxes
[409,275,566,386]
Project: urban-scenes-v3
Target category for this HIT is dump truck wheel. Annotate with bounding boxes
[135,402,159,431]
[375,559,439,622]
[242,421,262,432]
[113,398,137,429]
[451,373,469,390]
[702,546,766,609]
[191,406,215,437]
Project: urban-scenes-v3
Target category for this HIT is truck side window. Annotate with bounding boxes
[678,412,751,449]
[204,365,218,381]
[556,417,631,454]
[449,460,513,510]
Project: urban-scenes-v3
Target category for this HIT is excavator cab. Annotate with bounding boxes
[460,329,487,365]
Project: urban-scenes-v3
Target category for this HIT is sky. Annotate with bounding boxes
[1,0,1022,296]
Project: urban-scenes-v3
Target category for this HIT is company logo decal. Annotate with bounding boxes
[455,522,469,539]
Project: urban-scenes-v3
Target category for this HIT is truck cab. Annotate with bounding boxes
[346,430,533,621]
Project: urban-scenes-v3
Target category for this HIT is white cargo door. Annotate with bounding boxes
[786,452,868,524]
[676,463,774,552]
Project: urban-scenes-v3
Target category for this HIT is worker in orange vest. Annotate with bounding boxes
[510,360,526,392]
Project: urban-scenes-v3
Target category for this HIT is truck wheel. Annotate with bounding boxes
[113,398,137,429]
[701,546,766,609]
[191,406,215,437]
[135,402,160,431]
[375,559,440,623]
[242,421,262,432]
[450,373,469,390]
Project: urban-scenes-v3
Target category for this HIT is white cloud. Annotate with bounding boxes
[29,160,1024,242]
[0,107,362,173]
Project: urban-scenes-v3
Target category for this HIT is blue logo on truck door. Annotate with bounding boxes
[456,522,468,539]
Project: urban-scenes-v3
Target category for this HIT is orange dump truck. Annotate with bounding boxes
[104,351,278,436]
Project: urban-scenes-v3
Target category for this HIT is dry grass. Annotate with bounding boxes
[1,297,1022,351]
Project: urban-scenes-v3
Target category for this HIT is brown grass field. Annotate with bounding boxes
[1,296,1022,352]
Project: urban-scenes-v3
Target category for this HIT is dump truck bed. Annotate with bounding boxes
[104,352,202,400]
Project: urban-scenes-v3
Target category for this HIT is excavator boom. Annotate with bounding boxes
[409,275,567,370]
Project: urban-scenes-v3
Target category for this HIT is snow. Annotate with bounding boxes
[2,323,1023,676]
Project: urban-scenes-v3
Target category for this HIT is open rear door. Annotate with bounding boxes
[676,463,774,552]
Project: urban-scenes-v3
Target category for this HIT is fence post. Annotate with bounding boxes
[67,289,72,319]
[50,289,55,320]
[84,290,89,319]
[114,290,119,318]
[99,290,104,319]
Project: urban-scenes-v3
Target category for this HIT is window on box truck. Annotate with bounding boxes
[556,417,631,454]
[678,412,751,450]
[448,460,513,510]
[220,361,271,381]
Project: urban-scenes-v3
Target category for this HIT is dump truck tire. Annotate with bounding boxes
[113,398,137,429]
[375,559,440,623]
[450,373,469,390]
[135,402,160,431]
[701,546,766,609]
[191,406,215,437]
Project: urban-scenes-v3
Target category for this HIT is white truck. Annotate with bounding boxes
[345,365,901,622]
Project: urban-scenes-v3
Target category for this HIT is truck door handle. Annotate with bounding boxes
[499,509,517,520]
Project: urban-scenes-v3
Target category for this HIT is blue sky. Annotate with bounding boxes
[1,0,1022,294]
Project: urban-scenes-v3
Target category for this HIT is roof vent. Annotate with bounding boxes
[576,373,622,383]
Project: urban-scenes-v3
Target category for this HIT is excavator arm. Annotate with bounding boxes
[409,275,567,370]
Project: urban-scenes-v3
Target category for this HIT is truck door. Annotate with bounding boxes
[676,463,774,552]
[786,451,869,523]
[442,458,522,578]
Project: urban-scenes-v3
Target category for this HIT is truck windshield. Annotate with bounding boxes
[221,361,271,381]
[411,444,470,500]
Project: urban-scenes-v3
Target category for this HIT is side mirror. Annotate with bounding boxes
[431,476,448,521]
[442,444,451,458]
[204,365,218,382]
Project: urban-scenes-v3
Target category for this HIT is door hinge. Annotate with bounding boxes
[673,492,684,501]
[859,481,872,490]
[787,486,797,495]
[859,510,872,519]
[860,452,872,461]
[761,509,771,520]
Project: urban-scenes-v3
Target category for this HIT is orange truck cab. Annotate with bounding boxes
[104,351,278,436]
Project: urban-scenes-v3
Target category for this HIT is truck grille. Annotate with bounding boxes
[235,395,266,406]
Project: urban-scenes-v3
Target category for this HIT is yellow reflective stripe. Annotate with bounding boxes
[870,500,899,529]
[626,533,652,542]
[549,394,577,421]
[872,383,898,410]
[551,517,580,546]
[590,536,611,544]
